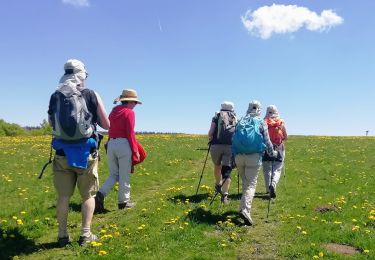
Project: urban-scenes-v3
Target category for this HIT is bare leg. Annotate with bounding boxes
[81,197,95,237]
[56,196,70,238]
[214,164,222,185]
[221,178,231,194]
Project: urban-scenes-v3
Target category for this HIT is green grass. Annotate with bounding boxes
[0,135,374,259]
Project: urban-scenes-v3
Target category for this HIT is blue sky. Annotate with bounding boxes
[0,0,374,136]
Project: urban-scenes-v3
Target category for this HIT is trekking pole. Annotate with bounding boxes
[283,160,287,191]
[231,153,239,197]
[282,145,286,189]
[237,170,240,196]
[38,139,53,179]
[266,160,275,219]
[97,133,104,161]
[195,142,212,196]
[209,176,228,206]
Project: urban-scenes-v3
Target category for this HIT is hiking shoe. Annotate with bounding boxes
[94,191,105,213]
[215,184,221,193]
[269,185,276,199]
[239,210,253,226]
[57,236,71,247]
[78,233,98,246]
[118,201,136,209]
[221,193,230,204]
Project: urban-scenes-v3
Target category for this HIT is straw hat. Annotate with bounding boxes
[114,89,142,104]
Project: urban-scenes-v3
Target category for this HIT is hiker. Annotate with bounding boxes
[232,100,277,225]
[262,105,288,198]
[48,59,110,246]
[95,89,142,211]
[207,101,237,204]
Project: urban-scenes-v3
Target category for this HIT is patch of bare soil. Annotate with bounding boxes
[314,205,339,213]
[324,243,360,255]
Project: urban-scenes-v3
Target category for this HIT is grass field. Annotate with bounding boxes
[0,135,374,259]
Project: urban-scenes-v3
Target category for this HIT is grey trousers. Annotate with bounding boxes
[100,138,132,204]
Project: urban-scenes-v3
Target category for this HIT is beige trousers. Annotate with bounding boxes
[235,153,262,215]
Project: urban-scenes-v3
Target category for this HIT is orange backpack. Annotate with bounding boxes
[265,118,285,145]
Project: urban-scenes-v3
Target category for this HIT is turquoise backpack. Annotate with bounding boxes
[232,116,266,154]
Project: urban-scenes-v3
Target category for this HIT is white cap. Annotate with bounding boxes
[221,101,234,111]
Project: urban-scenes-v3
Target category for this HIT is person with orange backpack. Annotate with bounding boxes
[262,105,288,199]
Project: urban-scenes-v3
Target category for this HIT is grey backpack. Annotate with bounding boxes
[51,82,93,141]
[216,111,236,145]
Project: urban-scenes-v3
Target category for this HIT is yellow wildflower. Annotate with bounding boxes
[98,250,107,256]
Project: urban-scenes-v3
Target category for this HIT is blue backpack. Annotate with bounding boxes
[232,116,266,154]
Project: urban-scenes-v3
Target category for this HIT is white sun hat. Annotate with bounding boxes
[59,59,88,85]
[265,105,279,118]
[220,101,234,111]
[246,100,261,116]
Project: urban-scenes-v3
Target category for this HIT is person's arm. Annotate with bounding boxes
[282,121,288,141]
[94,92,110,130]
[47,94,55,127]
[261,121,276,157]
[208,122,216,141]
[208,114,219,142]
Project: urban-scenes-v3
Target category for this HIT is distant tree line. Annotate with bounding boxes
[136,131,183,135]
[0,119,183,137]
[0,119,52,137]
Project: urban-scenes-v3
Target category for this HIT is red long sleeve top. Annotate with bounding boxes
[108,105,138,154]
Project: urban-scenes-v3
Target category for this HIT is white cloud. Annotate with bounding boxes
[241,4,343,39]
[62,0,90,8]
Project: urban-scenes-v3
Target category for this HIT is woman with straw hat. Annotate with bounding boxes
[95,89,142,211]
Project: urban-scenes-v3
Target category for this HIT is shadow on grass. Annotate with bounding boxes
[48,202,82,212]
[0,227,61,260]
[94,208,111,215]
[254,192,270,200]
[170,192,243,204]
[187,208,247,227]
[48,202,111,215]
[229,193,242,201]
[69,202,82,212]
[169,193,210,203]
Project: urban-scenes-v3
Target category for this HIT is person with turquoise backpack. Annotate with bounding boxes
[232,100,277,226]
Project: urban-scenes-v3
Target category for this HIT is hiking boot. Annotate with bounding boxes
[221,193,230,204]
[94,191,105,213]
[78,233,98,246]
[239,210,253,226]
[269,185,276,199]
[118,201,136,209]
[57,236,71,247]
[215,184,221,193]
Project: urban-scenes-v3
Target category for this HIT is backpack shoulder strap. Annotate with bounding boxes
[81,88,99,125]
